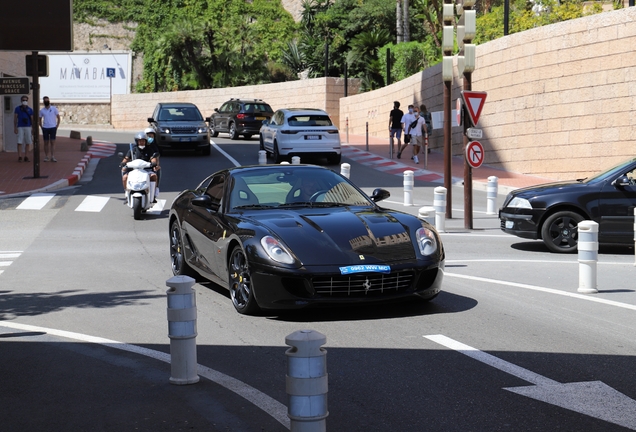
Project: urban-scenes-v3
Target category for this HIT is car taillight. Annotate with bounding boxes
[236,113,246,120]
[327,130,339,134]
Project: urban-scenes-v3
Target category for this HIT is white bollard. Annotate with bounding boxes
[258,150,267,165]
[281,161,290,164]
[292,156,301,165]
[166,275,200,385]
[486,176,498,215]
[340,163,351,178]
[403,170,414,206]
[577,221,598,294]
[418,206,436,226]
[286,330,328,432]
[433,186,447,233]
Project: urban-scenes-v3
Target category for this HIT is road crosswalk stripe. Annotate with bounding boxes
[0,251,21,276]
[75,196,110,212]
[16,193,56,210]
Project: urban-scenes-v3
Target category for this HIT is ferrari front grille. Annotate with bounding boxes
[312,271,414,297]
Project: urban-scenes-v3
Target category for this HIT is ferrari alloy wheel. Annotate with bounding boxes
[541,211,584,253]
[228,245,259,315]
[170,221,195,277]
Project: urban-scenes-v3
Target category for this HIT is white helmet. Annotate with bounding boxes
[134,131,148,145]
[144,127,155,135]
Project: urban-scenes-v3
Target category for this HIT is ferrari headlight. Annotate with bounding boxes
[261,236,295,264]
[508,197,532,209]
[416,227,438,256]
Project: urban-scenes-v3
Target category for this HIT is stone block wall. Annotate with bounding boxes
[111,77,360,132]
[341,7,636,180]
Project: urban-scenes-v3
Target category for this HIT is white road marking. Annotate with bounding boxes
[211,140,241,167]
[425,334,636,430]
[445,272,636,311]
[146,199,166,214]
[75,196,110,212]
[16,193,55,210]
[0,251,21,275]
[0,321,290,430]
[446,259,631,265]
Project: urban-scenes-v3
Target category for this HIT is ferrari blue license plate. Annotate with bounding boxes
[339,265,391,275]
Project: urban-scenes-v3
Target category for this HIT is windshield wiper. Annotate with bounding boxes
[233,204,276,209]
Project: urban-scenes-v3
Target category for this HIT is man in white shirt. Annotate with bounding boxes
[396,104,416,160]
[39,96,61,162]
[407,108,427,164]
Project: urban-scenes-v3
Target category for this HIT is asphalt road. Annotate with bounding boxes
[1,131,635,431]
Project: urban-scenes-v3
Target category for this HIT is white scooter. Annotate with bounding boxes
[124,158,157,220]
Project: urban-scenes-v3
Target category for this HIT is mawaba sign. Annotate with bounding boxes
[39,53,132,101]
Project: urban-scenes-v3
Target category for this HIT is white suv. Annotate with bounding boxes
[259,108,341,164]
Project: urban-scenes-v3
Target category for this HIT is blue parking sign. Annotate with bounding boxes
[106,68,116,78]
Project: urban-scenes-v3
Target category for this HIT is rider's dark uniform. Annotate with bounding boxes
[121,146,158,176]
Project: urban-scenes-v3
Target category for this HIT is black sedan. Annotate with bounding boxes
[169,165,445,314]
[499,158,636,253]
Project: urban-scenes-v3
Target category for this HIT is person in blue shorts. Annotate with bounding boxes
[388,101,404,154]
[14,95,33,162]
[39,96,61,162]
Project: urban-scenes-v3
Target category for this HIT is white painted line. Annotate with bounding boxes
[0,253,21,259]
[446,259,632,265]
[0,321,291,429]
[16,193,55,210]
[445,272,636,311]
[147,199,166,214]
[425,334,558,385]
[75,196,110,212]
[211,141,241,167]
[0,261,11,267]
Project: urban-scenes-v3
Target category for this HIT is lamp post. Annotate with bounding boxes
[441,0,455,219]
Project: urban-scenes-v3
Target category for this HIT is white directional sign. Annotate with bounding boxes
[465,140,484,168]
[461,90,487,126]
[466,128,482,139]
[425,335,636,430]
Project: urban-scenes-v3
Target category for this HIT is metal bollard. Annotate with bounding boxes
[433,186,447,233]
[340,163,351,179]
[418,206,436,226]
[166,275,200,385]
[292,156,301,165]
[403,170,414,206]
[486,176,498,215]
[577,221,598,294]
[286,330,328,432]
[258,150,267,165]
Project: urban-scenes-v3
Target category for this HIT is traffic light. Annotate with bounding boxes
[25,55,49,77]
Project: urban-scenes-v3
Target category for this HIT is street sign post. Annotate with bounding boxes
[465,140,485,168]
[0,77,30,95]
[461,91,487,126]
[456,98,462,126]
[107,68,116,124]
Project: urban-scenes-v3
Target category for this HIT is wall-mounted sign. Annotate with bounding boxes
[38,53,131,102]
[0,77,30,95]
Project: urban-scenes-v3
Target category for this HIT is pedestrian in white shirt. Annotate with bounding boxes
[39,96,61,162]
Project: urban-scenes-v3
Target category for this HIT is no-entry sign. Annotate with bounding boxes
[465,141,485,168]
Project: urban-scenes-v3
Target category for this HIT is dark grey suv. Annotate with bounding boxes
[209,98,273,140]
[147,102,211,155]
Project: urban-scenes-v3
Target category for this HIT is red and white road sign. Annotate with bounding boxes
[461,91,487,126]
[465,140,485,168]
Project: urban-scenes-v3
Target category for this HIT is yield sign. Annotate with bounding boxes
[465,140,484,168]
[461,91,487,126]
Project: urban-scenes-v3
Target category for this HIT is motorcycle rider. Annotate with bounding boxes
[120,131,159,198]
[143,127,161,191]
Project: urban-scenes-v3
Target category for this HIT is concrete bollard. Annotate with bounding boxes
[166,275,200,385]
[258,150,267,165]
[286,330,328,432]
[403,170,414,206]
[86,135,93,147]
[292,156,301,165]
[418,206,436,226]
[486,176,498,215]
[70,130,81,139]
[433,186,447,233]
[577,221,598,294]
[340,163,351,179]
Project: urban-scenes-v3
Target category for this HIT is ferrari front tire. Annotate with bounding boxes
[228,245,259,315]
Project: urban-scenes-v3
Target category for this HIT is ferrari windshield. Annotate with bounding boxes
[229,167,372,210]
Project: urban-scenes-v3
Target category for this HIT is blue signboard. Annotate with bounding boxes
[106,68,116,78]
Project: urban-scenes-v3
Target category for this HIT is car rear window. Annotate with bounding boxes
[243,103,273,113]
[287,115,333,127]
